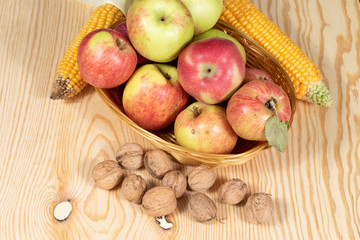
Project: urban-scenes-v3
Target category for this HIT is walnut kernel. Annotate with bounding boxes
[161,170,187,198]
[188,165,216,192]
[144,149,175,179]
[121,174,147,204]
[92,160,123,190]
[142,186,177,216]
[245,193,274,224]
[188,192,217,222]
[218,178,248,205]
[116,143,144,170]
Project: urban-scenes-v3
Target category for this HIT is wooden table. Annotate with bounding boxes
[1,0,359,239]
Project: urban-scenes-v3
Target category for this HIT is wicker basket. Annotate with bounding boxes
[96,19,296,168]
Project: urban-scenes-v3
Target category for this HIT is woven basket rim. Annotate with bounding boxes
[96,86,271,157]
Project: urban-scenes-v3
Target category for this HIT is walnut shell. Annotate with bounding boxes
[189,192,217,222]
[142,186,177,216]
[121,174,147,204]
[161,170,187,198]
[245,193,274,224]
[218,178,248,205]
[144,149,175,179]
[188,165,216,192]
[116,143,144,170]
[92,160,123,190]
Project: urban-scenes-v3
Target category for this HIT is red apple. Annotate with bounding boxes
[243,68,274,85]
[114,21,129,39]
[177,37,245,104]
[77,28,137,88]
[174,102,238,154]
[114,21,151,67]
[122,64,190,131]
[226,80,292,142]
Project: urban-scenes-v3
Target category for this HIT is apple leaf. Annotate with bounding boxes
[265,115,288,152]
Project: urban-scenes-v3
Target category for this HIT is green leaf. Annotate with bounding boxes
[265,115,289,152]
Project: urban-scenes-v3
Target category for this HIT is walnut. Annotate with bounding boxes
[161,170,187,198]
[188,165,216,192]
[121,174,147,204]
[116,143,144,170]
[92,160,123,190]
[188,192,217,222]
[245,193,274,224]
[144,149,175,179]
[142,186,177,216]
[218,178,248,205]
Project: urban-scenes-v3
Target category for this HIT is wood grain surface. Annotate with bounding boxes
[0,0,359,239]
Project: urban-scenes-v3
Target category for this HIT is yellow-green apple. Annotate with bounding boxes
[77,28,137,88]
[193,28,246,62]
[226,80,291,143]
[122,64,190,131]
[174,102,238,154]
[113,21,151,67]
[126,0,194,63]
[177,37,246,104]
[181,0,223,35]
[243,68,274,85]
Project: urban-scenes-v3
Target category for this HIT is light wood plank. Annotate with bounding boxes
[0,0,359,239]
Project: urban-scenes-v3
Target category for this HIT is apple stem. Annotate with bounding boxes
[154,65,171,81]
[192,105,201,118]
[164,73,171,80]
[265,97,278,116]
[116,39,124,50]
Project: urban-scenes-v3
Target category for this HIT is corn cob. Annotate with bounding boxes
[221,0,332,107]
[50,3,123,100]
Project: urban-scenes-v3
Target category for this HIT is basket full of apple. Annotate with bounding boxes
[77,0,296,168]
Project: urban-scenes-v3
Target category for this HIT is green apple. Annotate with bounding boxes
[126,0,194,63]
[193,28,246,63]
[181,0,223,35]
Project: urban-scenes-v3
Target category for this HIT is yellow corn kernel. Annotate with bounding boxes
[221,0,332,107]
[50,3,123,100]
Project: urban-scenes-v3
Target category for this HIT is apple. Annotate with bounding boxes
[114,21,151,66]
[77,28,137,88]
[243,68,274,85]
[174,101,238,154]
[122,64,190,131]
[177,37,246,104]
[181,0,223,35]
[126,0,194,63]
[226,80,292,142]
[192,28,246,62]
[114,21,129,39]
